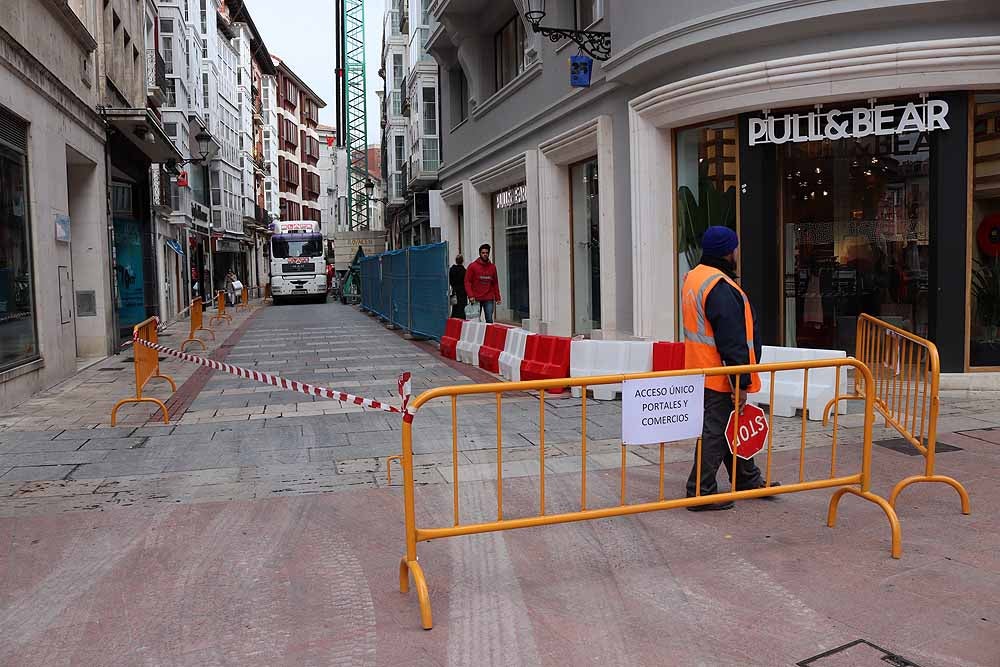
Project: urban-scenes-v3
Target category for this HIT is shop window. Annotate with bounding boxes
[777,100,930,354]
[571,158,600,334]
[492,183,530,324]
[970,93,1000,367]
[0,111,39,372]
[494,16,526,93]
[675,120,738,322]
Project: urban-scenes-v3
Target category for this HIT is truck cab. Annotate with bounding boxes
[268,220,326,303]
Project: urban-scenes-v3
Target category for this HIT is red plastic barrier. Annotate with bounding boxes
[478,324,512,373]
[440,318,464,360]
[653,341,686,371]
[520,334,571,393]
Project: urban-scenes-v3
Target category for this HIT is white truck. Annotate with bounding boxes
[268,220,327,304]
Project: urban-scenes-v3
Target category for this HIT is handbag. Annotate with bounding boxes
[464,302,481,320]
[449,288,457,306]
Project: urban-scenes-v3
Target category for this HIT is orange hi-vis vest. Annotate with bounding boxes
[682,263,761,394]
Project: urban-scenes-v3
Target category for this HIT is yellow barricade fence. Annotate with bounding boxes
[824,313,970,514]
[111,317,176,426]
[180,296,215,352]
[398,359,900,630]
[210,290,233,327]
[236,286,251,313]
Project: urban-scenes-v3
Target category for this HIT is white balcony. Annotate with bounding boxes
[407,137,439,188]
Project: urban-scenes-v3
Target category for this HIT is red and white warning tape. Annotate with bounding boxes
[133,322,413,420]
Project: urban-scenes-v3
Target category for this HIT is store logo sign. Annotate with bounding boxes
[748,100,950,146]
[495,183,527,209]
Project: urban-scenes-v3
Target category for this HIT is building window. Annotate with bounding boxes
[165,79,176,106]
[0,110,38,371]
[675,121,737,322]
[575,0,602,28]
[971,92,1000,366]
[775,101,930,352]
[202,72,209,108]
[422,138,439,171]
[164,122,177,137]
[394,134,405,172]
[450,66,468,125]
[162,36,173,74]
[494,16,526,92]
[422,86,437,136]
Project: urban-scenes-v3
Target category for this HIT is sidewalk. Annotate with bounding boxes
[0,301,998,665]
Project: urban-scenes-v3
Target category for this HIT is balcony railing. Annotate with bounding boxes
[145,49,167,104]
[151,165,172,213]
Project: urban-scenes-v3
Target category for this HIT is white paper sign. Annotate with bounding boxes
[622,375,705,445]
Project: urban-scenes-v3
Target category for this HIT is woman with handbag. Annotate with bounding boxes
[449,255,467,319]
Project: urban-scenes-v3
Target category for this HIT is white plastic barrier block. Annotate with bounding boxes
[499,328,533,382]
[748,345,849,421]
[456,321,487,366]
[570,340,654,401]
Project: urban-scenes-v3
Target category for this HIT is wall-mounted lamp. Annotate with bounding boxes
[523,0,611,61]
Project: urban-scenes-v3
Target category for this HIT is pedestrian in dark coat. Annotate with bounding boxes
[449,255,467,319]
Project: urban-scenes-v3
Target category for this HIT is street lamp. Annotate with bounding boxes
[165,128,217,170]
[522,0,612,61]
[365,177,375,200]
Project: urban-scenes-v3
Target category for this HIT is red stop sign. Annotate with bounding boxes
[725,403,769,459]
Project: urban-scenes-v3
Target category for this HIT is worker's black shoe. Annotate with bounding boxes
[750,481,781,499]
[687,500,735,512]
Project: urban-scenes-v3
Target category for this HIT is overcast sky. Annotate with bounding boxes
[244,0,387,144]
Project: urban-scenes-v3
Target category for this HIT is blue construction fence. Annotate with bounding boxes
[358,241,449,341]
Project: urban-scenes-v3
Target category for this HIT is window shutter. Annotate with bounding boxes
[0,107,29,153]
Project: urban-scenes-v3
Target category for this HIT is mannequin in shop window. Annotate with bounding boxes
[803,261,824,331]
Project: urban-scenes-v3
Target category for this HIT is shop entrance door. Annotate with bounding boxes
[493,195,530,325]
[571,159,601,335]
[779,130,930,353]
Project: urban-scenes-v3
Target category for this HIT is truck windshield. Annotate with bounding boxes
[271,233,323,258]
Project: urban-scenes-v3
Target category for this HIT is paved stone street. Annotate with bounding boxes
[1,301,998,665]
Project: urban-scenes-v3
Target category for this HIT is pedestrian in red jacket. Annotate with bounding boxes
[463,243,501,323]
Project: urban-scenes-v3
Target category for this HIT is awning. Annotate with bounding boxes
[166,239,185,257]
[102,108,183,163]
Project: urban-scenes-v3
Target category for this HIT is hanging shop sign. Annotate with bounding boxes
[495,183,527,209]
[191,202,209,223]
[748,99,950,146]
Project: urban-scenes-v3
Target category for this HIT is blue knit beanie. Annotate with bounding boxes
[701,226,739,257]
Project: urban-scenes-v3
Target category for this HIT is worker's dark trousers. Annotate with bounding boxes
[686,389,765,497]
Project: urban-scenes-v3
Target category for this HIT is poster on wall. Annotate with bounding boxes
[113,217,146,328]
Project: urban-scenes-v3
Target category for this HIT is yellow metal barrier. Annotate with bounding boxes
[398,359,900,630]
[823,313,970,515]
[180,296,215,352]
[111,317,176,426]
[210,290,233,327]
[236,286,251,313]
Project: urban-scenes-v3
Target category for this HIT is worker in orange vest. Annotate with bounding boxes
[682,226,778,511]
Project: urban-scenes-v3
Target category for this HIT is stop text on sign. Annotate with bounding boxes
[622,375,705,445]
[748,99,950,146]
[725,403,770,459]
